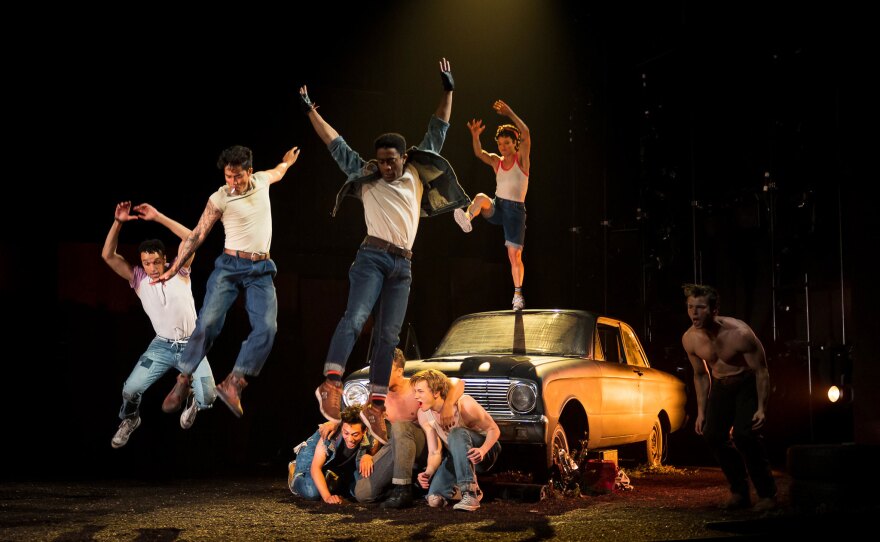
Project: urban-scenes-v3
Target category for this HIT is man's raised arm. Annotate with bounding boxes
[435,57,454,123]
[153,199,221,284]
[300,86,339,146]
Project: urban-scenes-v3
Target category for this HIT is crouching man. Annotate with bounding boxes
[412,369,501,511]
[288,405,374,504]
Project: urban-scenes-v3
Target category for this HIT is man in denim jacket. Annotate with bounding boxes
[288,405,374,504]
[303,58,469,446]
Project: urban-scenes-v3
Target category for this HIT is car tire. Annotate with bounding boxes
[644,418,665,467]
[549,422,575,481]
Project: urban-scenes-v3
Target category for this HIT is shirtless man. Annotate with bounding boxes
[412,368,500,512]
[681,283,777,512]
[318,349,464,508]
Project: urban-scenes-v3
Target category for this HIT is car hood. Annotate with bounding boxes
[398,354,574,379]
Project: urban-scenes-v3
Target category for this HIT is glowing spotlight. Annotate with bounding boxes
[827,385,841,403]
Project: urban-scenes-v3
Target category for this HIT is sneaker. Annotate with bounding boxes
[111,416,141,448]
[453,491,481,511]
[179,390,198,429]
[380,484,414,509]
[215,372,248,418]
[454,208,473,233]
[512,293,525,311]
[360,403,388,445]
[287,461,297,494]
[315,379,342,423]
[753,496,777,512]
[720,492,752,510]
[426,494,447,508]
[451,477,483,502]
[451,486,483,502]
[162,373,192,413]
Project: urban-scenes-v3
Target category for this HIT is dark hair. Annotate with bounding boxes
[340,404,364,427]
[683,283,719,310]
[217,145,253,171]
[138,239,166,256]
[374,133,406,156]
[495,124,521,150]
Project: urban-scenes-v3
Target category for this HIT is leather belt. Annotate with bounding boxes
[156,336,189,344]
[361,235,413,260]
[224,248,270,261]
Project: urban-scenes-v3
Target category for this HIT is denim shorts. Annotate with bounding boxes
[484,196,527,248]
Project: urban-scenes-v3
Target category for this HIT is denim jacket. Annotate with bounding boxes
[327,115,470,218]
[293,427,373,480]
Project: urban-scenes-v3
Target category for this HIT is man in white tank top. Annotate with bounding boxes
[411,369,501,512]
[101,202,216,448]
[455,100,531,311]
[154,144,301,419]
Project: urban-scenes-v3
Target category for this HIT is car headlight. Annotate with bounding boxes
[343,380,369,408]
[508,381,538,414]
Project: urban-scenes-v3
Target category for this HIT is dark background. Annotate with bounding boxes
[7,1,874,480]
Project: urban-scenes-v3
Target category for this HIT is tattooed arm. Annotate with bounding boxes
[152,199,222,284]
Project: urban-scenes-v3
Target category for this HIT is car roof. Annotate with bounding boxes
[452,308,600,321]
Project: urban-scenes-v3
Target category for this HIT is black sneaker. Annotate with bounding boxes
[380,484,414,509]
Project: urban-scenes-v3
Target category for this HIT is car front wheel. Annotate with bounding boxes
[645,418,666,467]
[551,423,570,470]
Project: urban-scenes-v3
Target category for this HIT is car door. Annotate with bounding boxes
[595,319,642,438]
[619,322,653,435]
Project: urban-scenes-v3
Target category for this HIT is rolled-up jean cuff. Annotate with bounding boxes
[392,477,411,485]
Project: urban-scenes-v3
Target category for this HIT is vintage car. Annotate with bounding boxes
[342,309,688,478]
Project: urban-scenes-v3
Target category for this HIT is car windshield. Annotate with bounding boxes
[432,311,593,357]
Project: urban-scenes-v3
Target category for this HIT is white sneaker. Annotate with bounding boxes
[454,208,473,233]
[111,416,141,448]
[426,494,447,508]
[512,293,525,311]
[180,390,198,430]
[453,491,481,511]
[451,479,483,502]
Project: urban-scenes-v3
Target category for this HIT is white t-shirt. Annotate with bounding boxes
[361,165,423,250]
[209,171,272,253]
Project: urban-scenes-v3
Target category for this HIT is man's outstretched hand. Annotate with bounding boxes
[114,201,138,223]
[298,85,316,114]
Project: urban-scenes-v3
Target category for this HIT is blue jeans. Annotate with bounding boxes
[428,427,501,496]
[179,254,278,376]
[291,473,321,500]
[119,337,215,419]
[291,472,356,501]
[324,246,412,396]
[485,196,527,249]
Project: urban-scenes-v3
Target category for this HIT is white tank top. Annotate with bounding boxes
[130,265,197,340]
[494,154,528,202]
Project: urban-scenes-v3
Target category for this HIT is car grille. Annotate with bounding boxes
[464,378,516,418]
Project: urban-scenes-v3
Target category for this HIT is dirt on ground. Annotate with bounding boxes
[0,465,873,541]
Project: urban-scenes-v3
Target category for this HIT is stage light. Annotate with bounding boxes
[827,385,841,403]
